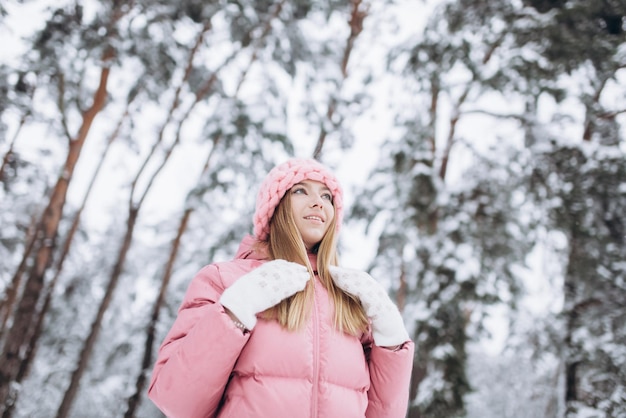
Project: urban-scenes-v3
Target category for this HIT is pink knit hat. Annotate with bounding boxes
[254,158,343,241]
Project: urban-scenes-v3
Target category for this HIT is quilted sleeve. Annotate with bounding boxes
[365,337,415,418]
[148,264,250,418]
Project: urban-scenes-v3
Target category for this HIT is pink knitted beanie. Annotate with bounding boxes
[254,158,343,241]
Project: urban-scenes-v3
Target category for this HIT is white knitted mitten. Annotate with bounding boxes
[220,259,310,330]
[329,265,409,347]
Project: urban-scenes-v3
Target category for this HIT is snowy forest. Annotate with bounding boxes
[0,0,625,417]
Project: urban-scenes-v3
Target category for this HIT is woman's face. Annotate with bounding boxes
[289,180,335,249]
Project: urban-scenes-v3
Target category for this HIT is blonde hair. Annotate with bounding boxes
[259,192,369,335]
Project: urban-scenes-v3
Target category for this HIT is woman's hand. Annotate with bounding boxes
[219,259,310,330]
[329,266,410,347]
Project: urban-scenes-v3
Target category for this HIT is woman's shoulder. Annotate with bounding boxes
[182,259,264,303]
[185,235,268,293]
[196,258,267,289]
[213,258,264,285]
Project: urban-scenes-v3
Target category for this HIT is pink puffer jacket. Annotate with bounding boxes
[148,235,414,418]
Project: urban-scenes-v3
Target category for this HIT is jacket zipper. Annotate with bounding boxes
[311,279,320,418]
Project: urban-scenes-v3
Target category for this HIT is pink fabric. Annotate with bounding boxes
[253,158,343,241]
[148,235,414,418]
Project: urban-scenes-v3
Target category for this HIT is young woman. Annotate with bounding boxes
[148,158,414,418]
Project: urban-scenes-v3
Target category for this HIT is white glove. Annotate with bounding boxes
[329,265,409,347]
[220,259,310,330]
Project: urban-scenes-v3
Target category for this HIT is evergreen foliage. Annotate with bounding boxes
[0,0,624,417]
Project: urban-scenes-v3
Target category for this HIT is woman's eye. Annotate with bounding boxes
[293,188,306,194]
[322,193,332,201]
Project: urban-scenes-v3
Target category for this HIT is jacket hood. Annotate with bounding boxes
[234,234,269,261]
[235,234,320,271]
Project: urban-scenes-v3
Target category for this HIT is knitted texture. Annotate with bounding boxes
[219,259,310,329]
[254,158,343,241]
[329,265,410,346]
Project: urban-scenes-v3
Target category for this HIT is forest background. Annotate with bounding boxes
[0,0,625,417]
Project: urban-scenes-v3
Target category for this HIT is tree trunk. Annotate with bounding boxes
[0,212,38,340]
[0,47,112,414]
[312,0,367,161]
[564,240,579,405]
[123,209,190,418]
[55,208,137,418]
[0,108,129,418]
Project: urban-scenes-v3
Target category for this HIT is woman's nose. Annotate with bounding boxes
[310,195,324,207]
